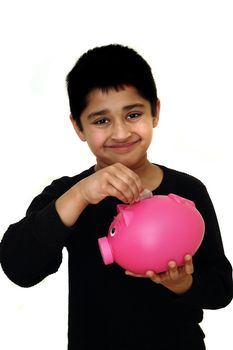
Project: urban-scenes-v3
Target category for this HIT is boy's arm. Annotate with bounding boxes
[159,185,233,309]
[0,179,75,287]
[0,163,143,287]
[177,185,233,309]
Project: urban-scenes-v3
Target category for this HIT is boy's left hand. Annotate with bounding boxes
[125,255,193,295]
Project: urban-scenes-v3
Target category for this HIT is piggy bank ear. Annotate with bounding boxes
[168,193,196,207]
[116,204,128,213]
[121,209,134,227]
[116,204,134,226]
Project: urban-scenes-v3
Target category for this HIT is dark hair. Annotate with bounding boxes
[66,44,158,130]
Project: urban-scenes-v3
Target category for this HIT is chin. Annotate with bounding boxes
[98,151,147,169]
[115,158,143,169]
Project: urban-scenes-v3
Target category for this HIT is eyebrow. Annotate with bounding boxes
[87,103,145,120]
[87,109,109,120]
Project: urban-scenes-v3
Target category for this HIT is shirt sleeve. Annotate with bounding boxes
[0,177,77,287]
[176,183,233,309]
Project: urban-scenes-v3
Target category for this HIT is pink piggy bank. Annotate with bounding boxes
[98,193,205,275]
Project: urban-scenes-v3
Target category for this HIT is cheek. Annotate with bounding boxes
[86,131,106,152]
[137,121,153,140]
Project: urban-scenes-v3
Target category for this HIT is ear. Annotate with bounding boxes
[116,204,128,213]
[121,209,134,227]
[152,99,160,128]
[116,204,134,227]
[70,114,86,141]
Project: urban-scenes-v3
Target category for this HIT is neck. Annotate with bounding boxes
[130,159,155,177]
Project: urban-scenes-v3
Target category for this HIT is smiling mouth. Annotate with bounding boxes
[106,139,140,151]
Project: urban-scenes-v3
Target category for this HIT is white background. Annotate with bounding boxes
[0,0,232,349]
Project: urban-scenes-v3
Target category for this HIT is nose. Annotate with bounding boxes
[111,120,131,141]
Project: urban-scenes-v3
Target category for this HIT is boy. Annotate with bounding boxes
[0,44,232,349]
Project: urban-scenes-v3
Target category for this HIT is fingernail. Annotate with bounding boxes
[146,270,154,277]
[169,261,176,268]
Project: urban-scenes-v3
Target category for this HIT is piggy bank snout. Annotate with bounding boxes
[98,237,114,265]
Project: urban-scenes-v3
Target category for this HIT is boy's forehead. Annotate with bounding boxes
[84,85,148,112]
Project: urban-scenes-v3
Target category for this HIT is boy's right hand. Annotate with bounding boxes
[55,163,143,227]
[77,163,143,205]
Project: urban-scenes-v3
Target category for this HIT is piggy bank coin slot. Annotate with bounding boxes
[138,189,153,201]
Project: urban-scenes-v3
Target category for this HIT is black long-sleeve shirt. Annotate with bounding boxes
[1,164,232,349]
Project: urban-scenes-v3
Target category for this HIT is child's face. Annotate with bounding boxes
[71,85,159,170]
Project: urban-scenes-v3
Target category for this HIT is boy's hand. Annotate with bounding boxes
[125,255,194,295]
[56,163,142,227]
[77,163,143,205]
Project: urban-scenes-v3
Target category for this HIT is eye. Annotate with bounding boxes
[127,112,142,120]
[94,118,109,125]
[110,227,116,237]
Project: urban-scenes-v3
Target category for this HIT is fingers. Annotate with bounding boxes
[99,163,143,203]
[125,270,162,284]
[184,255,194,274]
[79,162,143,205]
[104,184,130,204]
[106,175,139,203]
[125,256,194,294]
[168,261,180,280]
[144,262,180,284]
[125,271,147,278]
[167,256,194,279]
[146,271,162,284]
[112,163,143,202]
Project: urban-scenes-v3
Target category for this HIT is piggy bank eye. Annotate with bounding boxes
[110,227,116,237]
